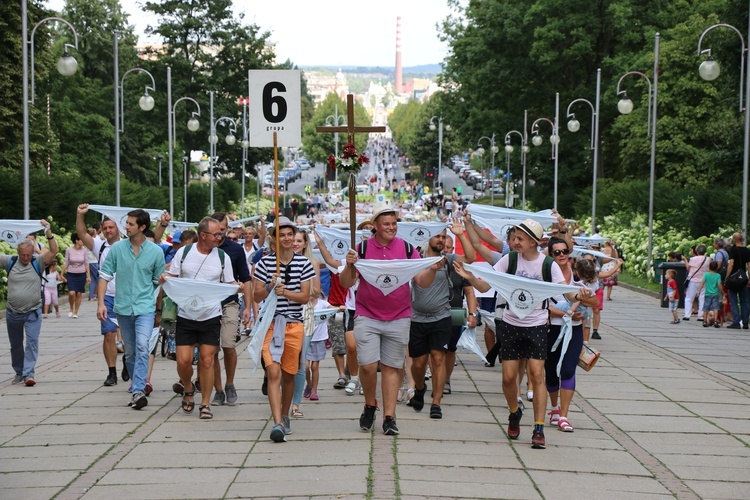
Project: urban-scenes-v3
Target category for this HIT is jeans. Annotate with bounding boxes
[6,307,43,378]
[728,287,750,326]
[88,263,99,300]
[117,313,155,394]
[292,334,312,407]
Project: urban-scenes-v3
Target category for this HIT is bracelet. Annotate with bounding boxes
[574,293,579,301]
[559,230,568,234]
[160,223,168,227]
[47,235,54,240]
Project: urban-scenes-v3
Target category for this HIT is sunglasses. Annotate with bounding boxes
[552,248,570,257]
[229,237,238,242]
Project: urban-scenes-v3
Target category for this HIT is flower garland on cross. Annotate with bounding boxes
[326,142,370,175]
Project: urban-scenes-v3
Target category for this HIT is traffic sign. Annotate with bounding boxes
[248,70,301,147]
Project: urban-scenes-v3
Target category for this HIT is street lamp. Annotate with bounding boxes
[430,116,451,191]
[155,155,164,185]
[530,93,561,208]
[698,19,750,237]
[114,32,156,206]
[325,104,346,179]
[477,135,499,205]
[167,66,201,217]
[566,68,601,231]
[22,3,79,219]
[616,33,660,271]
[208,90,238,214]
[505,122,529,209]
[238,97,250,218]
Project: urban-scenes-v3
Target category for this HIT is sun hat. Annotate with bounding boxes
[372,202,397,221]
[515,218,544,243]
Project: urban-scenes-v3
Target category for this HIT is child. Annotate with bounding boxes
[43,261,65,318]
[304,297,331,401]
[664,269,680,324]
[698,261,724,327]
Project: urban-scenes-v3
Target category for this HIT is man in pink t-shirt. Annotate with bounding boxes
[341,202,435,436]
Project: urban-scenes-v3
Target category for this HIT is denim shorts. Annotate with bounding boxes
[703,294,720,312]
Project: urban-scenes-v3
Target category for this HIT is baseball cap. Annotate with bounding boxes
[171,231,182,244]
[372,202,397,221]
[515,219,544,243]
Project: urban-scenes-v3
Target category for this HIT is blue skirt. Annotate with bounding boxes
[66,272,86,293]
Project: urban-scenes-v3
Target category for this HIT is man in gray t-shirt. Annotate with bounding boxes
[1,222,59,386]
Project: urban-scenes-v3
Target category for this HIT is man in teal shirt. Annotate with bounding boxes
[97,209,164,410]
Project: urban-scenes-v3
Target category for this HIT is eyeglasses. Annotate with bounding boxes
[201,231,224,239]
[229,237,238,242]
[552,248,570,257]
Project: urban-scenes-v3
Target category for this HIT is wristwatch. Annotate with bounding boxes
[468,312,478,317]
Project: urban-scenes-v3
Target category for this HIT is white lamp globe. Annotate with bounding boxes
[567,119,580,133]
[549,134,560,145]
[56,52,78,77]
[476,147,485,156]
[505,144,514,154]
[187,118,200,132]
[139,94,155,111]
[209,134,218,145]
[699,58,720,81]
[241,140,250,149]
[491,145,499,155]
[225,134,236,146]
[445,124,451,131]
[532,135,543,147]
[522,145,531,154]
[617,98,634,115]
[430,123,437,131]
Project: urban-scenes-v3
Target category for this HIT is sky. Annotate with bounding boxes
[47,0,455,67]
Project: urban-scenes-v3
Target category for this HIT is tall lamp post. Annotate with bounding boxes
[476,135,499,205]
[616,33,660,270]
[530,94,561,208]
[698,20,750,237]
[566,68,601,230]
[167,66,200,217]
[208,90,238,214]
[22,4,79,219]
[114,31,156,206]
[504,128,529,209]
[155,155,164,185]
[325,104,346,180]
[238,97,250,218]
[430,116,451,191]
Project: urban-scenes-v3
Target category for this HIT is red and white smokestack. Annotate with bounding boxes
[395,16,403,94]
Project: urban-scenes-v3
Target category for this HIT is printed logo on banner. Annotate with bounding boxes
[375,273,399,290]
[184,296,208,313]
[1,230,21,246]
[409,226,430,244]
[509,288,534,313]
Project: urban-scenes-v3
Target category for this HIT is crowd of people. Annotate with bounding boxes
[8,180,749,450]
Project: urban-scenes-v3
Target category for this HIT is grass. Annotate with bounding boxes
[617,270,661,293]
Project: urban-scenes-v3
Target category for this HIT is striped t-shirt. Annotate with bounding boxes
[254,252,315,321]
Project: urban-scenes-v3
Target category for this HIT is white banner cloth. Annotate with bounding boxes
[467,205,558,226]
[463,263,579,319]
[246,278,280,373]
[315,227,353,261]
[572,235,607,247]
[396,222,450,248]
[87,205,165,235]
[161,278,239,321]
[354,256,442,296]
[0,220,45,247]
[167,221,197,233]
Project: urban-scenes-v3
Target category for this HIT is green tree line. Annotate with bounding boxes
[1,0,314,229]
[391,0,748,236]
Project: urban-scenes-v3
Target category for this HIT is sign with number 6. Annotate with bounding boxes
[248,70,301,147]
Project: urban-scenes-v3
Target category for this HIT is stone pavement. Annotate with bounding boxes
[1,287,750,499]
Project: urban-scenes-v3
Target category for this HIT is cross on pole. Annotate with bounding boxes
[316,94,385,248]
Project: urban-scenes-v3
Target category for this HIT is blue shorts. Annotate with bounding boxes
[101,295,117,334]
[703,294,720,312]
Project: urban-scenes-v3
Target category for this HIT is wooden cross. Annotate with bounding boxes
[316,94,385,248]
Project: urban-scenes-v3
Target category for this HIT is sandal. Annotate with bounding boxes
[199,405,213,419]
[181,389,195,414]
[292,406,304,418]
[548,406,560,426]
[558,416,574,432]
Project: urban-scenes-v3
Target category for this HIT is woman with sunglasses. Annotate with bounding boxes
[545,237,599,432]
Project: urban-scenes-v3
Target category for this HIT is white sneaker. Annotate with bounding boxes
[345,379,360,395]
[67,312,73,318]
[526,390,533,401]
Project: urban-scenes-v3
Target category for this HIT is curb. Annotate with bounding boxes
[619,280,660,299]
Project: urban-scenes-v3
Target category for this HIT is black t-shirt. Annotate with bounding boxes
[728,245,750,271]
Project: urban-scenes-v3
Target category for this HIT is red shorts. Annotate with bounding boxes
[595,289,604,310]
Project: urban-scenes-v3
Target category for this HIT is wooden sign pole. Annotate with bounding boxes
[273,131,280,275]
[315,94,385,248]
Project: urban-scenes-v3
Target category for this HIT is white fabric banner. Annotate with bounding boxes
[396,222,450,248]
[167,221,197,233]
[228,216,260,228]
[315,227,352,261]
[570,246,611,260]
[246,279,280,373]
[354,256,442,296]
[322,213,343,223]
[468,205,558,226]
[550,315,573,378]
[471,216,525,241]
[463,263,579,319]
[456,326,489,364]
[148,327,161,353]
[161,278,239,321]
[0,220,45,247]
[572,235,607,248]
[87,205,165,235]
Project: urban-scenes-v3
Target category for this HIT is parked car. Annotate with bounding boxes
[298,159,312,170]
[282,168,296,182]
[458,167,472,178]
[262,182,285,196]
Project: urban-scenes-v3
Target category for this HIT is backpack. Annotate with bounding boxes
[357,238,414,260]
[7,256,46,284]
[180,244,225,282]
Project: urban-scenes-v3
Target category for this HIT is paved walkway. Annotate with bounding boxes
[1,287,750,499]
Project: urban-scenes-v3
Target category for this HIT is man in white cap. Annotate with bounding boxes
[455,218,589,449]
[341,202,436,436]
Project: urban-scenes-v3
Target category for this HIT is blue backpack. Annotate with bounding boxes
[7,256,45,283]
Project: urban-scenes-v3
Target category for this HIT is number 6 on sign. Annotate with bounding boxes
[248,70,301,147]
